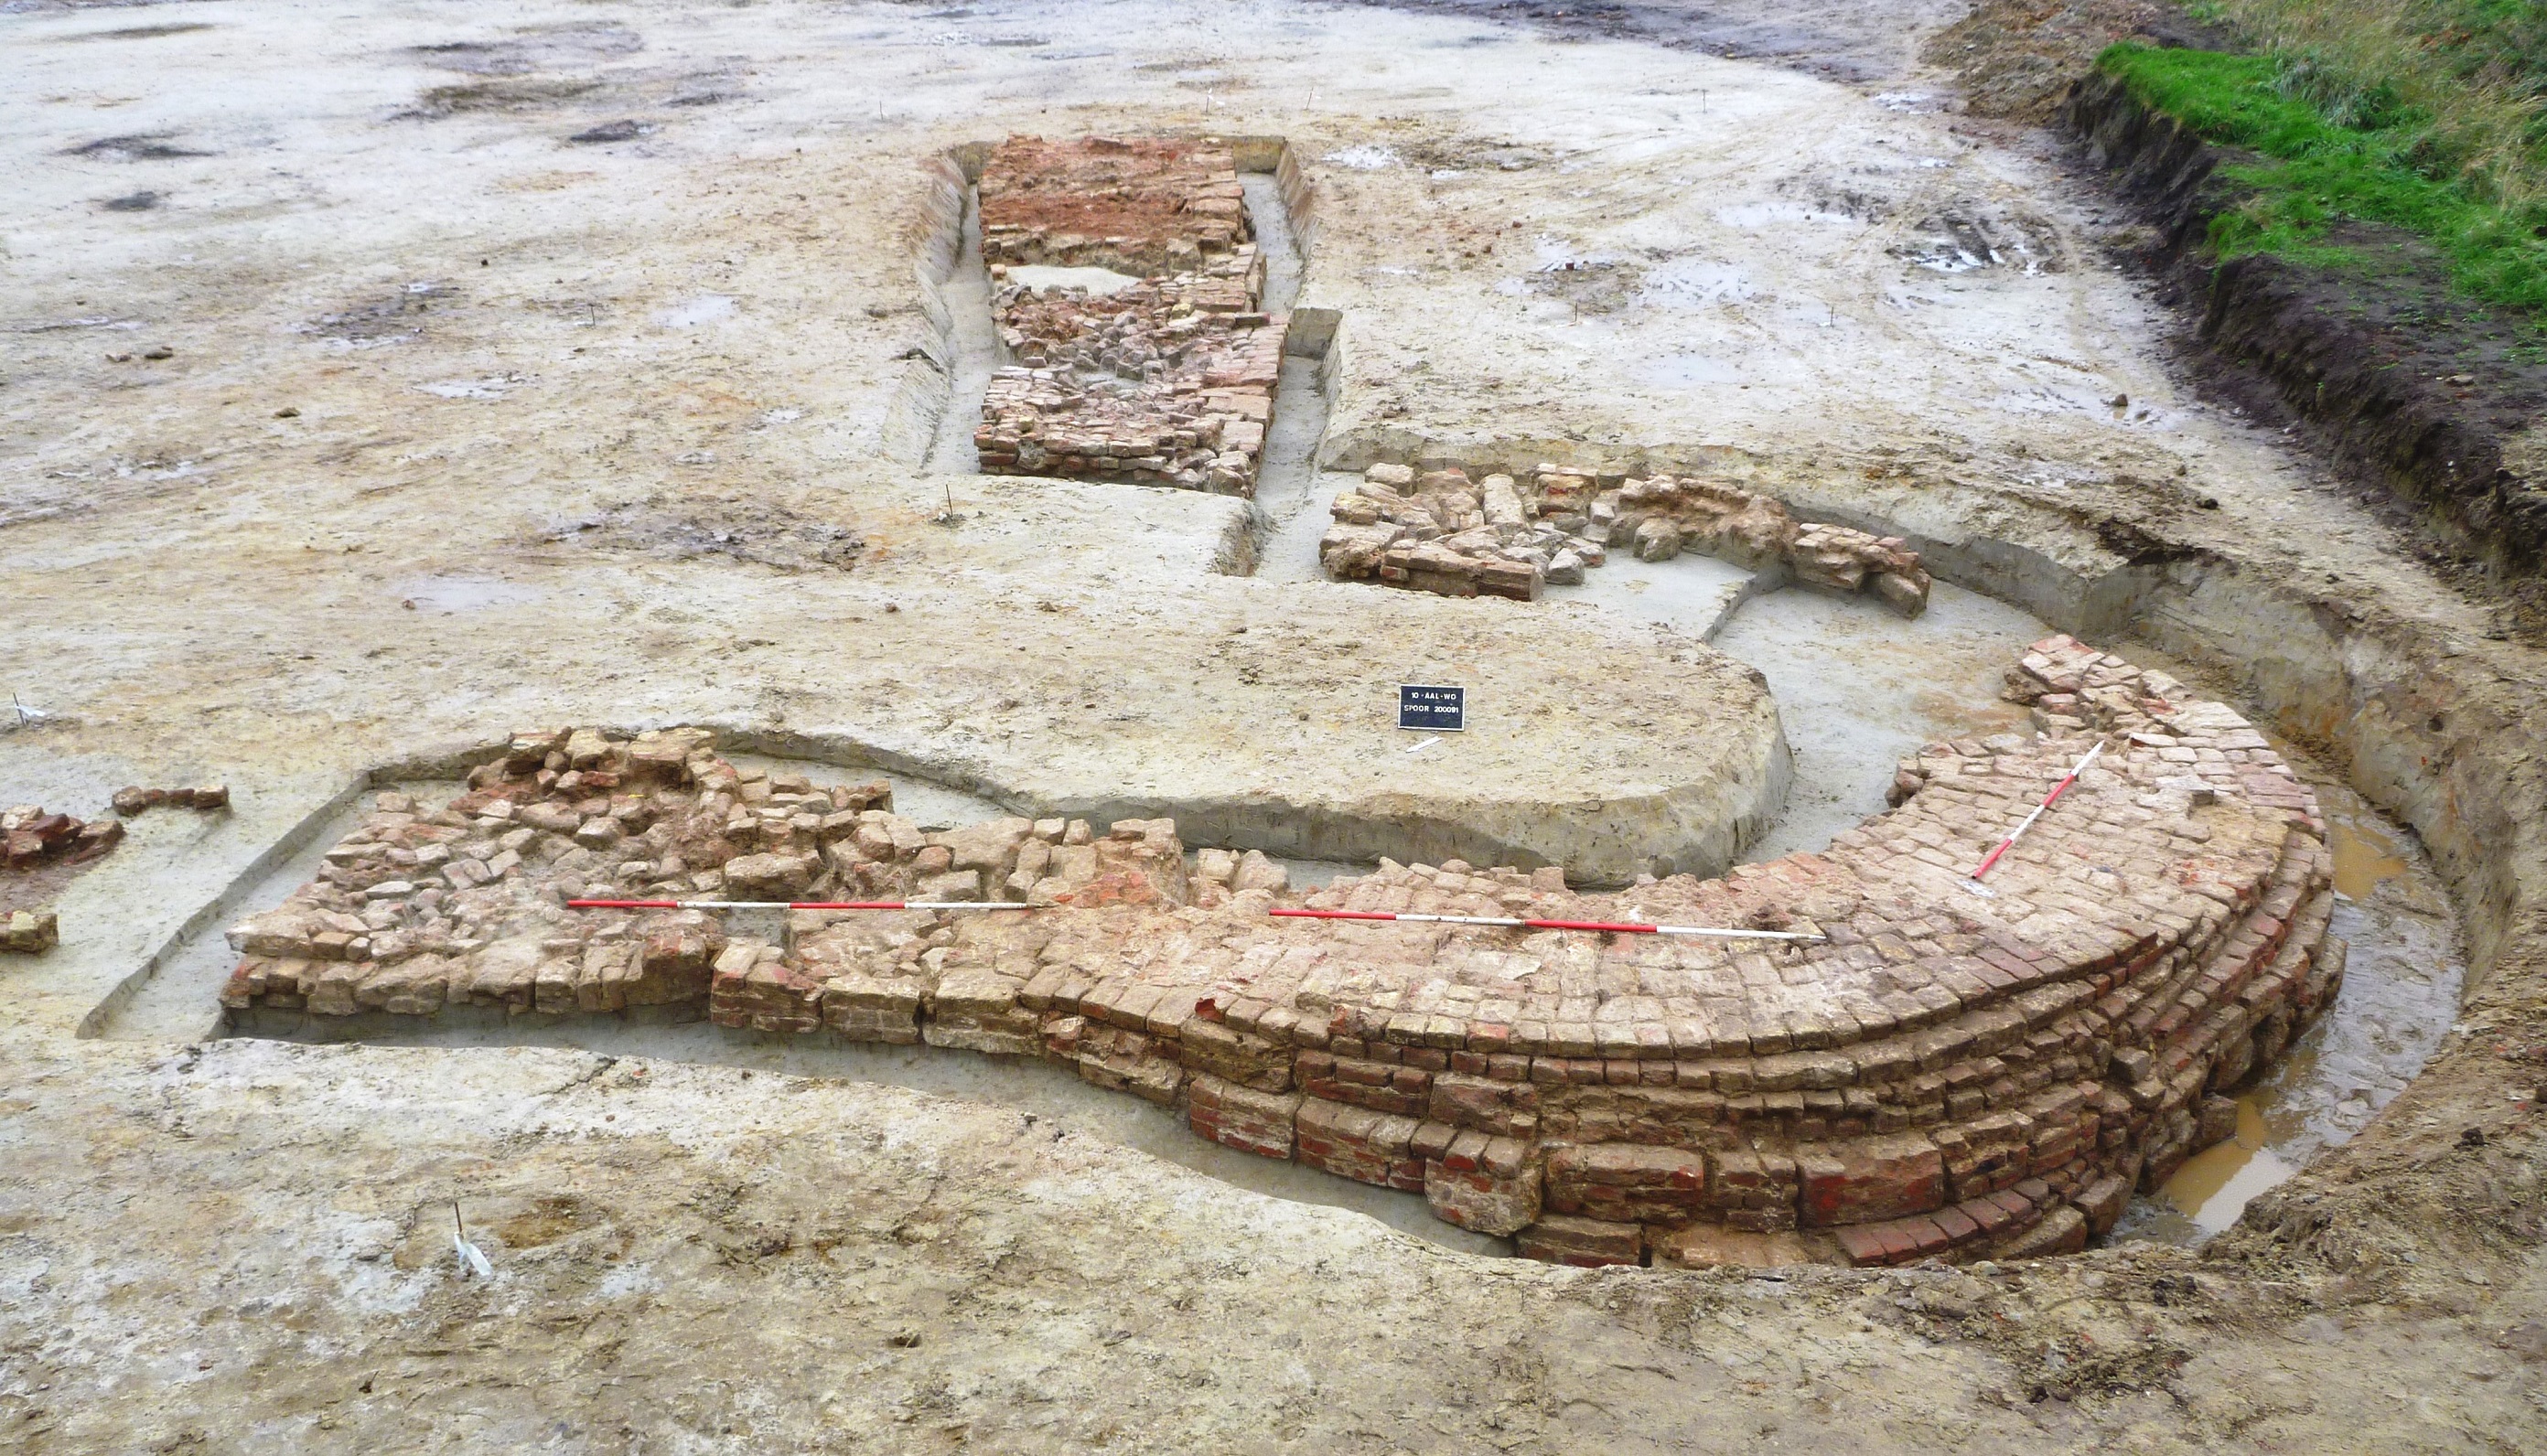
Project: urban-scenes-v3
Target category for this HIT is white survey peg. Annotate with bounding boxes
[452,1201,492,1280]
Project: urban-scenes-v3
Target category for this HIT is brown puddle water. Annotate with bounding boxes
[2112,781,2465,1244]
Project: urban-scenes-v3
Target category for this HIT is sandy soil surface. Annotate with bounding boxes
[3,1,2543,1451]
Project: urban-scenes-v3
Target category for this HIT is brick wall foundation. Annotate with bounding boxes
[223,635,2339,1269]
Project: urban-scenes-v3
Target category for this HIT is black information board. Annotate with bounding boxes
[1397,684,1466,732]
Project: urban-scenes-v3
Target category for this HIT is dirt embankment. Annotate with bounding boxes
[2066,68,2547,585]
[1926,0,2222,123]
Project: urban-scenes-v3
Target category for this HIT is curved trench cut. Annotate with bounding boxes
[217,630,2337,1270]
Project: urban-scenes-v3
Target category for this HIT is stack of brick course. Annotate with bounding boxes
[221,637,2339,1269]
[972,135,1284,496]
[112,785,230,817]
[978,135,1250,276]
[1320,463,1931,613]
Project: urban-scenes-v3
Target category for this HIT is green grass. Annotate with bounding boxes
[2099,40,2547,316]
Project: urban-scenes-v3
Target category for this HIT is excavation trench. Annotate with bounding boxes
[983,126,2470,1246]
[152,129,2473,1262]
[108,131,2478,1269]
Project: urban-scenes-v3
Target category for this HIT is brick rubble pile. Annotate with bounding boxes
[3,803,128,955]
[1321,463,1933,612]
[972,136,1284,496]
[3,804,123,872]
[224,637,2338,1269]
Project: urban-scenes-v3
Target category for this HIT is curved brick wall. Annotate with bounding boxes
[223,634,2340,1269]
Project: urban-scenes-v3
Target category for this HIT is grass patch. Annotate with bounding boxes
[2101,40,2547,316]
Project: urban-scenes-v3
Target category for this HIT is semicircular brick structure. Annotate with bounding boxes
[222,635,2339,1269]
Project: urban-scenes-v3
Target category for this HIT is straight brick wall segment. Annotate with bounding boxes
[973,136,1283,497]
[1326,466,1933,612]
[218,637,2337,1269]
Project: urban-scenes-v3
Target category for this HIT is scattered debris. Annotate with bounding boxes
[64,134,210,161]
[536,494,865,571]
[301,282,449,346]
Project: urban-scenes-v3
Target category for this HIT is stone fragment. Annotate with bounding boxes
[2,908,59,954]
[1230,850,1287,895]
[1632,518,1683,562]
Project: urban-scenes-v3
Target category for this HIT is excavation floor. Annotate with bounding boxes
[2,1,2544,1452]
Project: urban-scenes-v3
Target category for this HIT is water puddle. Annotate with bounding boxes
[2112,779,2465,1245]
[654,294,736,328]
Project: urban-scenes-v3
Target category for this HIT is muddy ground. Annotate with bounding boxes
[2,1,2542,1451]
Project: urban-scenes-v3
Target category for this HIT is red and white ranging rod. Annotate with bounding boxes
[1968,739,2106,882]
[567,898,1042,913]
[1268,907,1825,942]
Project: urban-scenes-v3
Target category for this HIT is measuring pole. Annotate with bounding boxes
[1968,739,2107,882]
[568,898,1043,912]
[1269,907,1823,942]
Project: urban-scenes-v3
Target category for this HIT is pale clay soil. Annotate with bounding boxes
[2,1,2544,1451]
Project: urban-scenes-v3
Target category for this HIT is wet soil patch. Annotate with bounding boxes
[535,493,866,572]
[568,119,650,145]
[406,23,642,76]
[1524,257,1640,315]
[65,134,210,162]
[415,77,606,116]
[58,23,216,43]
[1,856,107,917]
[301,282,454,345]
[1889,204,2064,275]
